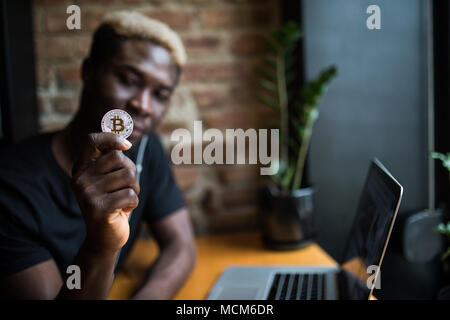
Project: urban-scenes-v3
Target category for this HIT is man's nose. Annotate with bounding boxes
[128,89,153,116]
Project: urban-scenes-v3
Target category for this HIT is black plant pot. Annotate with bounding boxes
[259,185,316,250]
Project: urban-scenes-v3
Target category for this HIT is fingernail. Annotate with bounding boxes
[123,139,132,148]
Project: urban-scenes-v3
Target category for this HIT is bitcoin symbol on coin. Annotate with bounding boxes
[111,116,125,134]
[101,109,134,139]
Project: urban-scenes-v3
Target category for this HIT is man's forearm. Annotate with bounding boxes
[56,241,119,300]
[132,242,196,300]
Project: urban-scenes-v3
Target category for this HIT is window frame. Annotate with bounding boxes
[0,0,39,147]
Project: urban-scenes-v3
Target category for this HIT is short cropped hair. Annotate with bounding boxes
[88,11,186,70]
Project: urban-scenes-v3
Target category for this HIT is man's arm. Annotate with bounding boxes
[132,207,196,300]
[0,259,62,299]
[0,244,118,299]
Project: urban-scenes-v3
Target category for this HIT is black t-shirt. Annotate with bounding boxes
[0,132,185,277]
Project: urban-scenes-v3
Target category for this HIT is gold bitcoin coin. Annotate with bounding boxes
[101,109,134,139]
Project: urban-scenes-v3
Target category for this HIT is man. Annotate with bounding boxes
[0,11,196,299]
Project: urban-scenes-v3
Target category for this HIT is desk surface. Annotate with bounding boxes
[109,231,337,300]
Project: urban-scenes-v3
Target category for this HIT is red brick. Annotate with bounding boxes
[33,0,67,5]
[84,10,106,32]
[257,104,279,127]
[202,107,259,129]
[70,0,116,4]
[207,205,259,232]
[180,0,210,3]
[36,64,52,87]
[74,36,92,58]
[192,87,228,110]
[230,32,267,55]
[183,191,197,210]
[229,83,261,104]
[56,65,81,88]
[46,9,71,33]
[37,95,49,113]
[201,188,221,215]
[183,35,221,54]
[173,166,199,190]
[221,186,258,208]
[143,10,192,30]
[123,0,164,4]
[200,7,275,29]
[35,37,74,60]
[33,8,43,33]
[181,62,252,83]
[156,121,188,135]
[218,165,259,185]
[53,96,79,114]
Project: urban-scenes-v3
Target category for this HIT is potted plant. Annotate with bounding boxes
[432,152,450,299]
[257,21,337,250]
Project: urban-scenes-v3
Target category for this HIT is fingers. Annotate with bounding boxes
[88,132,132,153]
[72,132,132,179]
[95,167,140,196]
[93,150,137,175]
[72,152,138,197]
[102,188,139,214]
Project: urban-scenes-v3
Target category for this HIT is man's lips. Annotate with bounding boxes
[131,128,143,137]
[130,115,152,137]
[132,120,146,132]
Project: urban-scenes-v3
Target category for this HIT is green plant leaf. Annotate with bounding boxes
[280,165,295,188]
[443,247,450,261]
[431,152,450,171]
[259,79,277,93]
[288,138,300,152]
[271,172,282,185]
[435,222,450,236]
[258,95,279,109]
[255,66,277,82]
[290,117,302,131]
[258,22,337,192]
[263,55,277,68]
[264,37,279,53]
[285,72,296,86]
[308,108,319,123]
[436,223,446,234]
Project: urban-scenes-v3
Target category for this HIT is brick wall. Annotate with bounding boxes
[33,0,280,234]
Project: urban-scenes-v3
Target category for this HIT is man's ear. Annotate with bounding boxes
[81,58,93,83]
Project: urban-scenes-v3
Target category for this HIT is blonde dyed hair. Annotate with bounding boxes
[102,11,187,67]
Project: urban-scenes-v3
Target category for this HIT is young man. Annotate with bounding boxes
[0,11,196,299]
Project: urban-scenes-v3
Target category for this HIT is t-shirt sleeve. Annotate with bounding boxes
[0,181,52,276]
[142,134,186,224]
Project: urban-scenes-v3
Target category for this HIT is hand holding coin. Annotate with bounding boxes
[71,109,138,254]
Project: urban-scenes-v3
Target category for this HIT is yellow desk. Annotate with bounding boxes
[108,231,338,300]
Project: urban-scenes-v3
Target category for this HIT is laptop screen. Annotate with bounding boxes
[338,159,403,300]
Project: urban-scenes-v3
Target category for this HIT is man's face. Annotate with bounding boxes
[83,39,178,145]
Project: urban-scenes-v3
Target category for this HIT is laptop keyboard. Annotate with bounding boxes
[267,273,326,300]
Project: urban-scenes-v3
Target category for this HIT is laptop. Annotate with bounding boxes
[207,159,403,300]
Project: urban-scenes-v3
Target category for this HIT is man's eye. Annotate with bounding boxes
[154,90,170,102]
[118,74,138,87]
